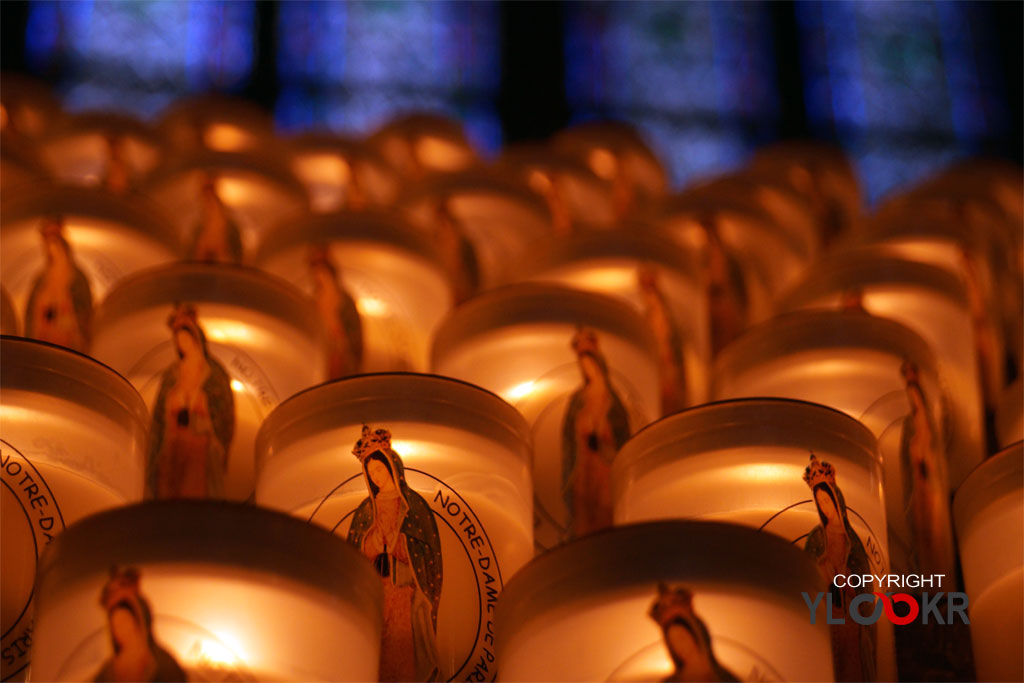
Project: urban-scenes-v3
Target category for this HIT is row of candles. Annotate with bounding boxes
[1,75,1022,682]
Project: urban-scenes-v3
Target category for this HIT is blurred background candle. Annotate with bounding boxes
[29,500,383,682]
[367,113,479,181]
[496,520,832,682]
[954,442,1024,682]
[777,247,986,479]
[255,210,454,373]
[612,398,894,681]
[0,74,64,142]
[514,228,709,412]
[398,171,553,299]
[996,380,1023,449]
[255,374,533,682]
[1,186,180,350]
[495,145,619,234]
[287,134,401,213]
[432,284,659,550]
[157,95,278,158]
[551,121,668,220]
[711,312,954,571]
[141,150,308,263]
[2,287,19,335]
[91,263,326,501]
[36,112,164,192]
[746,142,863,247]
[1,336,148,681]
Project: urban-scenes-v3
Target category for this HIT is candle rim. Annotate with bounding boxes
[35,499,384,630]
[93,262,324,343]
[711,308,940,392]
[495,519,824,655]
[1,334,150,434]
[254,208,453,284]
[776,247,969,314]
[953,440,1023,537]
[255,371,532,472]
[0,184,182,252]
[431,282,659,365]
[612,396,881,486]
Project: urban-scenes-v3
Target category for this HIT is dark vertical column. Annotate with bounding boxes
[768,1,811,142]
[1,0,31,74]
[498,0,569,143]
[241,0,280,112]
[991,0,1023,164]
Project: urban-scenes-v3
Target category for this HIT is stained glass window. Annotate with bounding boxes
[25,0,256,118]
[564,1,780,187]
[275,1,502,153]
[796,0,1010,202]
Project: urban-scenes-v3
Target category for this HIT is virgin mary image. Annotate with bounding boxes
[561,326,631,539]
[308,243,363,380]
[147,303,235,499]
[649,583,738,682]
[347,426,443,682]
[899,359,954,577]
[700,218,748,356]
[802,454,876,682]
[25,215,93,352]
[637,265,687,415]
[92,566,186,683]
[189,175,243,263]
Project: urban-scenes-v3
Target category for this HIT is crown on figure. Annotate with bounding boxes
[99,566,142,611]
[571,326,600,356]
[649,582,697,629]
[802,453,836,490]
[352,425,391,462]
[167,302,204,338]
[39,215,66,239]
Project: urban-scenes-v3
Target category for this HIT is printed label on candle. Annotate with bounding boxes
[1,439,65,681]
[309,426,503,682]
[637,266,688,416]
[560,327,632,542]
[58,566,255,682]
[608,584,782,682]
[308,244,363,379]
[146,303,236,500]
[765,454,881,682]
[190,177,243,264]
[25,215,93,353]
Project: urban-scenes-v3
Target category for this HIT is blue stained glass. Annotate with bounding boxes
[24,0,255,117]
[795,0,1010,203]
[275,1,502,153]
[564,1,779,187]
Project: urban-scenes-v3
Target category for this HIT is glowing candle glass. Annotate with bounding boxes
[400,173,552,296]
[712,311,953,581]
[516,229,709,411]
[552,121,668,218]
[142,151,308,262]
[367,113,478,180]
[496,146,618,232]
[157,95,278,157]
[997,381,1023,449]
[255,373,532,682]
[37,112,163,191]
[255,210,454,373]
[29,500,383,682]
[0,75,63,140]
[1,337,148,681]
[91,263,326,501]
[288,134,401,213]
[1,187,180,348]
[496,520,832,682]
[613,398,895,681]
[953,442,1024,682]
[432,284,660,550]
[777,248,985,486]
